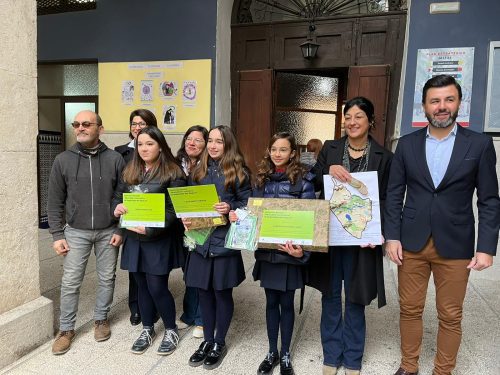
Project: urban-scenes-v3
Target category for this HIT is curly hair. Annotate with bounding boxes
[255,132,305,189]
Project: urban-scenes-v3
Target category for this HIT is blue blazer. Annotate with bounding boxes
[384,125,500,258]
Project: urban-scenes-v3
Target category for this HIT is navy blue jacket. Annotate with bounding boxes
[384,126,500,258]
[190,158,252,258]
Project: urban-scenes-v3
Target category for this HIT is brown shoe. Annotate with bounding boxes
[94,319,111,342]
[394,368,418,375]
[52,330,75,355]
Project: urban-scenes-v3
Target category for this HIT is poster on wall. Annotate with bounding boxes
[99,59,211,133]
[412,47,474,127]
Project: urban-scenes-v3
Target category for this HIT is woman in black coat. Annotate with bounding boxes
[183,125,251,370]
[308,97,393,375]
[113,127,186,356]
[114,108,159,326]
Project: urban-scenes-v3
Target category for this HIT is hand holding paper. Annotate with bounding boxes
[114,203,128,218]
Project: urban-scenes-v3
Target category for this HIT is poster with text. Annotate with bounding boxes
[413,47,474,127]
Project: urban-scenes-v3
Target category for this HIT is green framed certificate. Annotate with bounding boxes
[121,193,165,228]
[167,184,220,218]
[259,210,315,245]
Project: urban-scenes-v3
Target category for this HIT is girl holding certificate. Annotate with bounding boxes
[230,132,315,375]
[309,97,393,375]
[183,125,251,370]
[113,126,186,355]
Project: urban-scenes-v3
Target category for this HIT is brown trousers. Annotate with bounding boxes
[398,237,470,375]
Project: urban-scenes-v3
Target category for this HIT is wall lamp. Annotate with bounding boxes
[300,22,320,59]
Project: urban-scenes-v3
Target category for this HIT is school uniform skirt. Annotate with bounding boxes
[185,251,246,291]
[253,260,306,291]
[121,235,177,276]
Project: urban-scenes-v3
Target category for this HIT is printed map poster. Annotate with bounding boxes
[323,171,382,246]
[413,47,474,127]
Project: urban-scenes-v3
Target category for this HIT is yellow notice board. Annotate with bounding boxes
[98,59,211,133]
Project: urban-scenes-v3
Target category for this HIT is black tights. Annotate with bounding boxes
[133,272,175,329]
[198,288,234,345]
[265,288,296,354]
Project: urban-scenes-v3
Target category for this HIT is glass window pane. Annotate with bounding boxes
[276,110,336,145]
[276,72,338,111]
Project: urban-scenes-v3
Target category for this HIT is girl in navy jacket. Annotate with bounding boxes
[231,132,315,375]
[183,125,251,370]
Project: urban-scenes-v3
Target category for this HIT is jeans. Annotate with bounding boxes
[320,247,366,371]
[59,225,119,331]
[180,286,203,326]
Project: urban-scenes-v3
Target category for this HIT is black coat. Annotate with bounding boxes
[115,143,134,164]
[252,172,316,291]
[184,158,251,290]
[307,136,393,307]
[113,175,186,275]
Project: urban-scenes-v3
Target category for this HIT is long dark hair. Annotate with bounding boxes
[128,108,158,139]
[123,126,183,184]
[256,132,304,189]
[175,125,209,168]
[191,125,250,191]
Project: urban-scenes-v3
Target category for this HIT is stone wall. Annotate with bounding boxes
[0,0,53,369]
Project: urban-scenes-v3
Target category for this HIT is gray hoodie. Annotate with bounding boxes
[48,142,125,241]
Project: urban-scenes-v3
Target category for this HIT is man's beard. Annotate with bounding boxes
[426,109,458,128]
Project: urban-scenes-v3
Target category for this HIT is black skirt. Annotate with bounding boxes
[121,235,177,275]
[252,260,306,291]
[185,251,246,291]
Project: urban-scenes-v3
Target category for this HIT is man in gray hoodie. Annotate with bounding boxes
[48,110,125,355]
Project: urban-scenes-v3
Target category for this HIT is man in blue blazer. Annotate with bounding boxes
[384,75,500,375]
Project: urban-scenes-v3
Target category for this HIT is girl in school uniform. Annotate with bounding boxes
[183,125,252,370]
[113,126,186,355]
[230,132,316,375]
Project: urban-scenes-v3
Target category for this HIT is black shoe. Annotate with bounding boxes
[203,343,227,370]
[131,326,156,354]
[189,341,214,367]
[280,352,294,375]
[157,328,179,356]
[130,312,141,326]
[258,351,279,374]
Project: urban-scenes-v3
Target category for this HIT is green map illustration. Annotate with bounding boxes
[329,180,372,239]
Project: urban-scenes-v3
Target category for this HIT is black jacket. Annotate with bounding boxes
[115,143,134,164]
[307,136,393,307]
[48,142,125,241]
[190,158,252,258]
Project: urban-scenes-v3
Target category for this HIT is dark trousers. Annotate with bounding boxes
[133,272,176,329]
[128,273,139,315]
[320,247,366,371]
[180,286,203,326]
[198,288,234,345]
[264,288,296,354]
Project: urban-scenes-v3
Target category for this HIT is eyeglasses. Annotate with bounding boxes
[270,147,291,154]
[71,121,98,129]
[186,137,205,144]
[130,122,147,128]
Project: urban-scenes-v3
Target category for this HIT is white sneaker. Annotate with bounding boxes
[192,325,204,338]
[176,319,190,330]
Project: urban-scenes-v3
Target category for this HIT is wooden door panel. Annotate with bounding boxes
[347,65,390,146]
[236,70,273,174]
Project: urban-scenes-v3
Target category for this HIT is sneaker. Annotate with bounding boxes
[176,319,190,330]
[94,319,111,342]
[193,325,204,338]
[258,351,279,374]
[345,370,360,375]
[52,330,75,355]
[322,365,338,375]
[280,352,294,375]
[131,326,156,354]
[157,328,180,355]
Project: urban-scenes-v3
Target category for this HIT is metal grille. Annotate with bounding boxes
[37,0,96,16]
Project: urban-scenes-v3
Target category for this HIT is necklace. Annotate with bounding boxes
[342,139,371,173]
[347,142,368,152]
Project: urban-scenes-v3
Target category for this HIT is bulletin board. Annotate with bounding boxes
[98,59,211,133]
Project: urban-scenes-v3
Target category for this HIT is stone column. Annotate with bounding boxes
[0,0,53,369]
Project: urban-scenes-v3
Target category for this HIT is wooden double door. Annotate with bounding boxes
[235,65,390,174]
